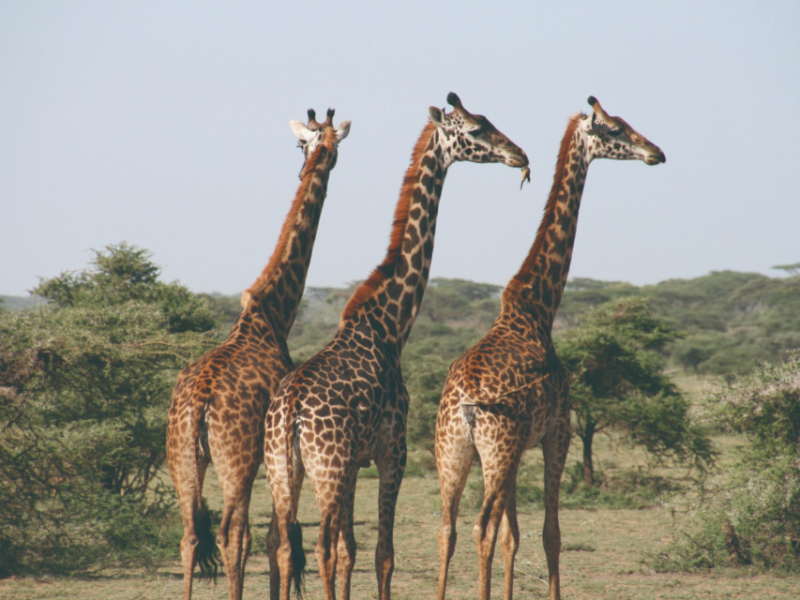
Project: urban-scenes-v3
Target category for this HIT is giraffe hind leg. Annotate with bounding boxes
[435,400,475,600]
[215,486,254,600]
[211,445,260,600]
[336,469,359,600]
[541,417,570,600]
[374,431,407,600]
[270,479,304,600]
[498,475,520,600]
[472,407,526,600]
[306,431,353,600]
[314,488,345,600]
[266,504,281,600]
[268,450,306,600]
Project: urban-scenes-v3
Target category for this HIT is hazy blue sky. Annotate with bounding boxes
[2,1,798,297]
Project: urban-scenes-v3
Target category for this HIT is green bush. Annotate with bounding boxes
[652,354,800,572]
[0,244,215,575]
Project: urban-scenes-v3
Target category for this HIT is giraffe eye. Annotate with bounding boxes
[608,128,622,137]
[467,127,484,137]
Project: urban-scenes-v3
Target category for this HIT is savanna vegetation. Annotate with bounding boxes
[2,246,799,597]
[0,244,216,575]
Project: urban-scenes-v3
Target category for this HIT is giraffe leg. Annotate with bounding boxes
[171,447,212,600]
[206,408,264,600]
[266,504,281,600]
[435,400,475,600]
[499,475,520,600]
[374,435,406,600]
[473,408,525,600]
[267,465,300,600]
[541,417,570,600]
[314,486,345,600]
[215,471,257,600]
[336,470,359,600]
[305,424,353,600]
[274,506,298,600]
[267,457,304,600]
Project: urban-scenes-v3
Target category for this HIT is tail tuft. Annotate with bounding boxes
[194,498,220,582]
[288,520,306,598]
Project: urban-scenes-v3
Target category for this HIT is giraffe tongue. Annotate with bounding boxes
[520,166,531,190]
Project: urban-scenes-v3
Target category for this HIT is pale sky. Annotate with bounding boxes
[2,1,798,297]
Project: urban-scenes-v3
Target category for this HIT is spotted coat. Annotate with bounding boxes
[434,97,666,600]
[264,93,528,600]
[166,109,349,600]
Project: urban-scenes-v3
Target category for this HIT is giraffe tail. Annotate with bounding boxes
[191,399,220,581]
[283,396,307,597]
[288,520,306,597]
[194,497,220,581]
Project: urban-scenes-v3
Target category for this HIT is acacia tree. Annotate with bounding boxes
[0,243,216,575]
[557,298,715,487]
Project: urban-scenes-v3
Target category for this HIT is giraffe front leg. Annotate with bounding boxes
[541,417,570,600]
[374,435,406,600]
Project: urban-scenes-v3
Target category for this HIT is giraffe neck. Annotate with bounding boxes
[503,115,589,332]
[241,132,338,340]
[341,122,449,348]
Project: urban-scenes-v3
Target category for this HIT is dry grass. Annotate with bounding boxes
[4,448,798,599]
[2,375,798,599]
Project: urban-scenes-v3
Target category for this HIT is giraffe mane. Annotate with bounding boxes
[241,127,338,309]
[341,121,437,320]
[503,113,583,301]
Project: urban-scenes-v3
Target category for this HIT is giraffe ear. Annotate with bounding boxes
[290,120,316,142]
[429,106,444,126]
[430,106,455,134]
[335,120,351,141]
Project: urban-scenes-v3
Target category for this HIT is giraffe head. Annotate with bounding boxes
[290,108,351,178]
[581,96,666,165]
[428,92,529,175]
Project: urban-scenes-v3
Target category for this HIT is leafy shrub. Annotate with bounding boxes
[652,354,800,572]
[0,244,215,575]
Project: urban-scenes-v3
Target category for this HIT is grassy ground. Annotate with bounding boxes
[3,431,798,599]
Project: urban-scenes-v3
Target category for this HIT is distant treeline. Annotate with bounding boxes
[8,270,798,380]
[559,271,800,377]
[194,270,800,380]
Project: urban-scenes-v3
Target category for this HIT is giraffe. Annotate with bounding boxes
[166,108,350,600]
[263,92,529,600]
[434,96,666,600]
